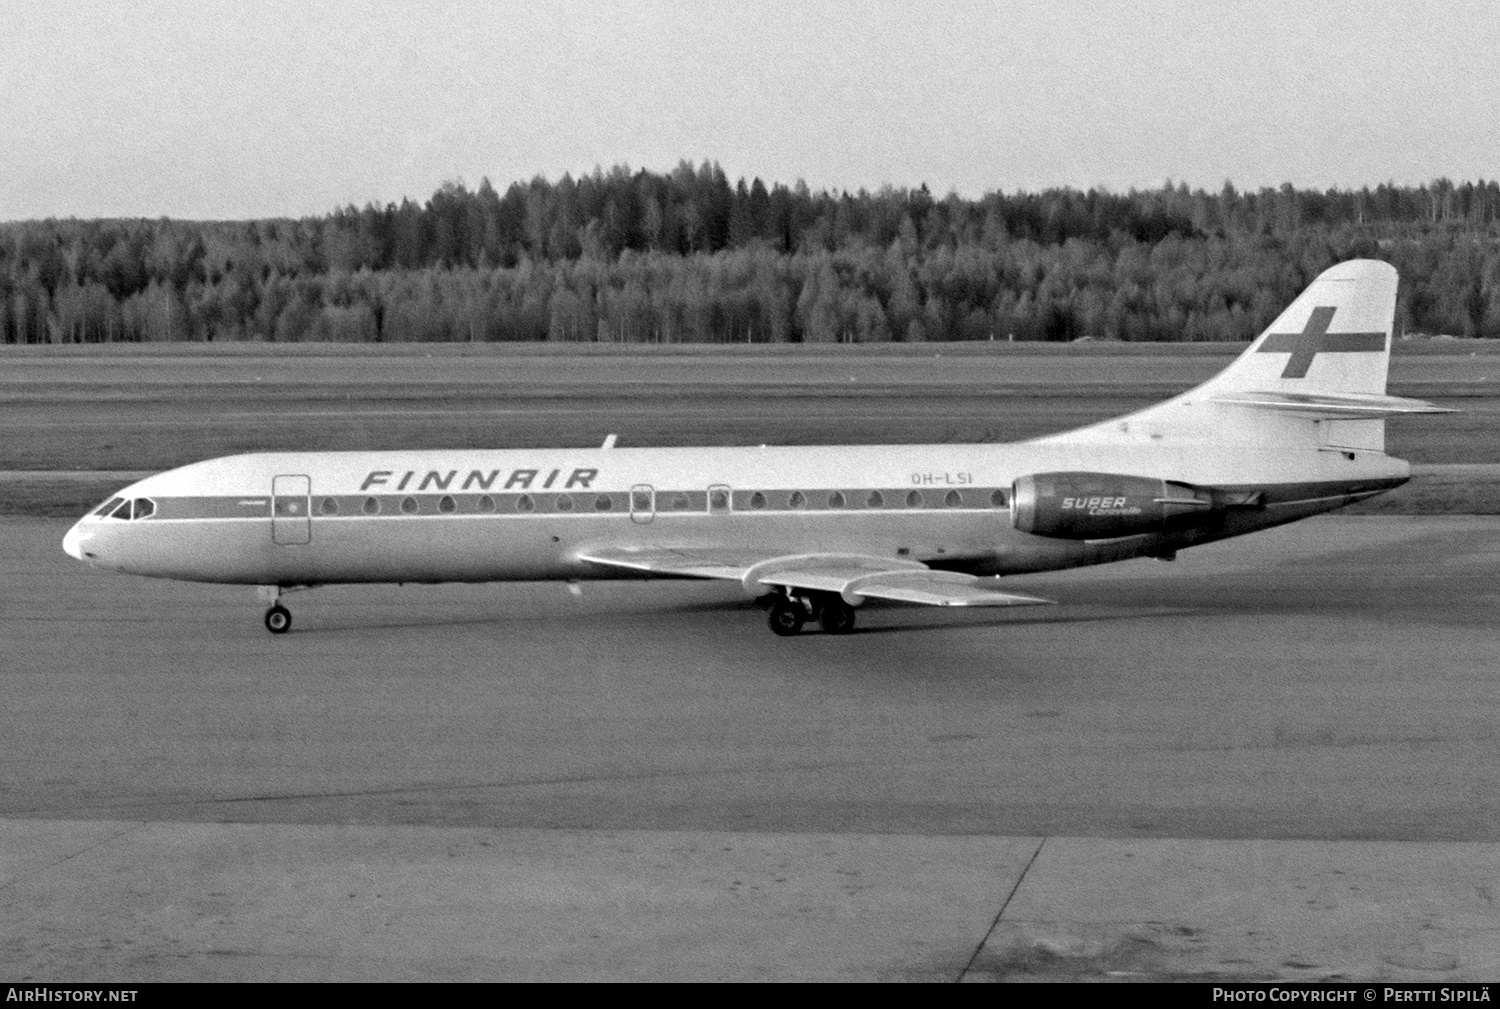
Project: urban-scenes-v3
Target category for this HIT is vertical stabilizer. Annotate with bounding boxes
[1195,259,1396,398]
[1031,259,1439,452]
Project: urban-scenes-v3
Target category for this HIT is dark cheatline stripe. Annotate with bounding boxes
[101,478,1408,525]
[121,487,1017,521]
[152,496,270,520]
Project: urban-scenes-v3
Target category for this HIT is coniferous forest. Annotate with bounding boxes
[4,162,1500,345]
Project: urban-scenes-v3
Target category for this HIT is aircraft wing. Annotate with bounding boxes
[574,546,770,581]
[754,567,1052,607]
[576,547,1054,608]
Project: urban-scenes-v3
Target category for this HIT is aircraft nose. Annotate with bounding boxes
[62,521,89,561]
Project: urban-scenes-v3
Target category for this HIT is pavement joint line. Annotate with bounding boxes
[0,759,873,817]
[0,819,148,894]
[956,834,1047,983]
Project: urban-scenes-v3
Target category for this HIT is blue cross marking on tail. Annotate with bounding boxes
[1257,305,1386,379]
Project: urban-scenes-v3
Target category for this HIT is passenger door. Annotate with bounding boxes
[271,474,312,545]
[630,484,655,524]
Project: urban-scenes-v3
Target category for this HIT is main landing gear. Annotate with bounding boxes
[767,592,857,637]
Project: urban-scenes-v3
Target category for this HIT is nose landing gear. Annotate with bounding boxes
[767,592,857,636]
[264,604,292,634]
[257,585,303,635]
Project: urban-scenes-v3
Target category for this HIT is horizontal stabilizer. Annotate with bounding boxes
[1209,390,1454,418]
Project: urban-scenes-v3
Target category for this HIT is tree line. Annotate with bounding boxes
[3,165,1500,345]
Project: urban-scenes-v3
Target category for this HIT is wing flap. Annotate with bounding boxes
[844,570,1054,608]
[759,566,1053,608]
[753,565,904,594]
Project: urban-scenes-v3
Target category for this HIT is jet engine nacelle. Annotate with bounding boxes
[1011,471,1218,540]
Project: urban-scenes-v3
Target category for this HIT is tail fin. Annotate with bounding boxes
[1197,258,1395,398]
[1034,259,1449,452]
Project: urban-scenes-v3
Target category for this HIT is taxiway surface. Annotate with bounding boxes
[6,515,1500,980]
[6,514,1499,839]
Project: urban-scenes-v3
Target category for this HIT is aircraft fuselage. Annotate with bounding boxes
[64,440,1407,588]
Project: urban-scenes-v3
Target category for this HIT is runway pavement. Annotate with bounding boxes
[4,515,1500,980]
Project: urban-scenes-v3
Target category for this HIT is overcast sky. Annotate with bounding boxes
[3,0,1498,220]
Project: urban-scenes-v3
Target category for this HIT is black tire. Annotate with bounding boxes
[768,597,805,637]
[264,604,292,635]
[818,599,857,634]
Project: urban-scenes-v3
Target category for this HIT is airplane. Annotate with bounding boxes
[62,259,1451,636]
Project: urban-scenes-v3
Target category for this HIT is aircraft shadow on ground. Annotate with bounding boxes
[844,604,1203,636]
[295,596,1204,635]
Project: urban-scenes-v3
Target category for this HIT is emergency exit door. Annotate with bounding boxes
[272,474,312,545]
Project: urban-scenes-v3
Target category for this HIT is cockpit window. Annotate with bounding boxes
[107,498,155,520]
[94,497,124,517]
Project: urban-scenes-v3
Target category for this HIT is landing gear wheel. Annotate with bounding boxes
[818,598,857,635]
[264,604,292,635]
[768,597,806,637]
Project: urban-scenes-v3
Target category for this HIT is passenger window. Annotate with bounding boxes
[632,489,652,512]
[990,489,1008,507]
[594,494,612,511]
[363,496,380,515]
[94,497,124,517]
[556,494,574,512]
[670,493,690,510]
[945,490,963,507]
[131,498,155,519]
[866,491,884,508]
[438,495,457,513]
[749,491,767,510]
[828,491,845,509]
[788,491,806,509]
[477,494,496,513]
[400,496,418,514]
[320,497,339,515]
[517,494,535,512]
[708,486,730,512]
[906,490,923,508]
